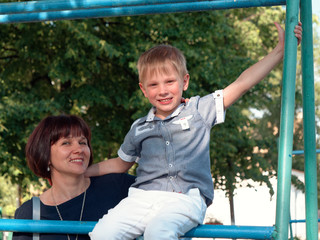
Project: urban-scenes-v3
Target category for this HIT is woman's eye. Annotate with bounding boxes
[80,141,88,145]
[62,141,70,145]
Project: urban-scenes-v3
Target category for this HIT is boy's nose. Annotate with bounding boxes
[159,84,168,95]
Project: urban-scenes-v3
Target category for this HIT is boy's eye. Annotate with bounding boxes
[167,79,175,84]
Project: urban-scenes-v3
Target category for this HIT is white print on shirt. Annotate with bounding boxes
[172,115,193,130]
[135,122,155,137]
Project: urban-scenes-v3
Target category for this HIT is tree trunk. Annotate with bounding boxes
[228,192,237,240]
[18,184,22,208]
[228,191,235,225]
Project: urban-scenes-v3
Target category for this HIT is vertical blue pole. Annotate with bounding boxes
[300,0,318,239]
[274,0,299,239]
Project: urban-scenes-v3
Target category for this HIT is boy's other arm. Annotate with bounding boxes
[223,22,302,109]
[85,157,135,177]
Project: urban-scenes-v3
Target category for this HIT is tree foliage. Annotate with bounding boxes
[1,5,319,212]
[0,176,18,217]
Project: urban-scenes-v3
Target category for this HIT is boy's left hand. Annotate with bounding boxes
[294,21,302,45]
[275,21,302,49]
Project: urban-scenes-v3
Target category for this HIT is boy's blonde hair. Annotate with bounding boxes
[137,44,188,83]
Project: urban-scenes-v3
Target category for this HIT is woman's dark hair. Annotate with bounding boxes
[26,115,93,180]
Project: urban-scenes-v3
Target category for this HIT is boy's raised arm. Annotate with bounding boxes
[223,22,302,109]
[85,157,135,177]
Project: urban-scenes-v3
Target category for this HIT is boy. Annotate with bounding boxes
[87,22,302,240]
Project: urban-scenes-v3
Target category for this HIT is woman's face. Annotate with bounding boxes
[50,135,91,178]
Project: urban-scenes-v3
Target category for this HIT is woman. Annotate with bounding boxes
[13,115,135,240]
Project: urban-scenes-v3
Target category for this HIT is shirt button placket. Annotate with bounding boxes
[161,121,177,190]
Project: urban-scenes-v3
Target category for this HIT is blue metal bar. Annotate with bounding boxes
[300,0,318,239]
[274,0,299,239]
[0,219,95,235]
[290,219,320,223]
[292,149,320,155]
[0,0,286,24]
[289,213,294,240]
[0,0,205,14]
[0,219,275,239]
[183,224,275,239]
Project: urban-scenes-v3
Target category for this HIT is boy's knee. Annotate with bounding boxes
[89,227,120,240]
[144,222,177,240]
[89,220,121,240]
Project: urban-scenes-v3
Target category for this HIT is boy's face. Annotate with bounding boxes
[139,64,189,120]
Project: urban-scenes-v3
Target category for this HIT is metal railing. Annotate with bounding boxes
[0,219,275,239]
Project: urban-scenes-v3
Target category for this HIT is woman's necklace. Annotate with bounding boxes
[51,188,86,240]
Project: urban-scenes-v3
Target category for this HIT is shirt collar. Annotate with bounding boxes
[145,103,186,122]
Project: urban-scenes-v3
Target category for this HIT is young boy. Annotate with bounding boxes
[87,22,302,240]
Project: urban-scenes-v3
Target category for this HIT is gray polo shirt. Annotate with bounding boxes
[118,90,225,206]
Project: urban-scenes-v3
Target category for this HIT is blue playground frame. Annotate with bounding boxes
[0,0,317,239]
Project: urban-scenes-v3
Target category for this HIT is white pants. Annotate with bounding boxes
[89,187,207,240]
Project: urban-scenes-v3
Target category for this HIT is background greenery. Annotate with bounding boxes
[0,5,319,218]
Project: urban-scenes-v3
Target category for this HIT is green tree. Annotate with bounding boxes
[1,6,317,221]
[0,176,18,217]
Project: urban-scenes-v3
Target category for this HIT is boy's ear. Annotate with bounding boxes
[139,82,148,97]
[183,74,190,91]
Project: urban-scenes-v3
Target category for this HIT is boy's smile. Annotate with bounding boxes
[139,64,189,120]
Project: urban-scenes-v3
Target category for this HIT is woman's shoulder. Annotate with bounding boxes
[14,198,33,219]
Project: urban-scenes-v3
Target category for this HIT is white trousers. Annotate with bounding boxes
[89,187,207,240]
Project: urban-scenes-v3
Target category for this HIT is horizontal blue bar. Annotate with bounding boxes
[0,0,204,14]
[183,224,275,239]
[0,0,286,24]
[290,218,320,223]
[0,219,275,239]
[292,149,320,155]
[0,219,95,234]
